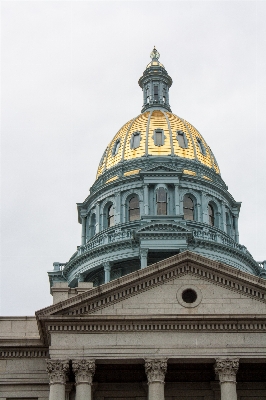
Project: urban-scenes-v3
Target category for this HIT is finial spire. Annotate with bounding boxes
[150,46,160,61]
[138,48,172,113]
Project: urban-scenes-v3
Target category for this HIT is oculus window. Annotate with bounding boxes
[208,204,215,226]
[130,132,141,149]
[128,196,140,221]
[183,195,194,221]
[112,139,121,156]
[156,187,167,215]
[153,129,164,146]
[107,205,114,227]
[177,130,188,148]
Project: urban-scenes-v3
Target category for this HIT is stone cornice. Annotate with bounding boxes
[39,252,266,321]
[0,347,49,359]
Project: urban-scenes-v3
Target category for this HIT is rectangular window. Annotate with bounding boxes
[178,132,186,148]
[154,85,158,101]
[156,130,162,146]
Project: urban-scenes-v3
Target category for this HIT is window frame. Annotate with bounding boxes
[130,131,141,150]
[128,195,140,222]
[183,194,195,221]
[107,204,115,228]
[112,139,121,156]
[156,186,168,216]
[197,138,206,155]
[153,129,165,147]
[208,203,215,226]
[177,130,188,148]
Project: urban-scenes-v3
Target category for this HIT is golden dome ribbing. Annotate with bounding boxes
[97,110,219,178]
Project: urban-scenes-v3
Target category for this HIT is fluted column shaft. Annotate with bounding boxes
[215,358,239,400]
[73,359,96,400]
[46,359,69,400]
[145,358,167,400]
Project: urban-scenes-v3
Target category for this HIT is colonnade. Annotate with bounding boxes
[46,357,239,400]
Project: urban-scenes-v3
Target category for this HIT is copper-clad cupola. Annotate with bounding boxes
[138,47,173,113]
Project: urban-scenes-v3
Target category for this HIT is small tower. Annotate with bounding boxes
[138,47,172,113]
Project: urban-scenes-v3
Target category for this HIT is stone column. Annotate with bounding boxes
[81,216,86,246]
[72,359,96,400]
[145,358,168,400]
[143,184,149,215]
[103,261,111,283]
[46,359,69,400]
[95,202,100,234]
[215,358,239,400]
[174,183,180,215]
[140,248,148,269]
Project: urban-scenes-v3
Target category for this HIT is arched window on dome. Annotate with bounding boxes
[177,130,188,148]
[208,204,215,226]
[183,195,194,221]
[130,132,141,149]
[156,187,167,215]
[90,213,96,237]
[107,204,114,227]
[128,196,140,221]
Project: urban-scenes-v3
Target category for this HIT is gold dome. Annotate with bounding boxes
[96,110,220,178]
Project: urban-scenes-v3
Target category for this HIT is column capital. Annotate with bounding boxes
[145,358,168,384]
[72,359,96,385]
[215,357,239,383]
[46,359,69,385]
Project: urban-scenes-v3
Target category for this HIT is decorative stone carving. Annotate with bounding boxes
[46,359,69,385]
[72,359,96,385]
[145,358,168,384]
[215,358,239,383]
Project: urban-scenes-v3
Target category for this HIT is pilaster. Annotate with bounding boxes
[103,261,111,283]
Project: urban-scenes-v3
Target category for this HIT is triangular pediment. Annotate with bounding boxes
[37,252,266,320]
[141,163,183,174]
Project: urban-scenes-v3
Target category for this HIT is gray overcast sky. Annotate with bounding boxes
[1,1,266,315]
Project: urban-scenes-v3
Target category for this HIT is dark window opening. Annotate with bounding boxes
[156,187,167,215]
[154,85,158,102]
[91,214,96,236]
[182,289,197,303]
[129,196,140,221]
[177,130,187,148]
[208,204,215,226]
[184,195,194,221]
[154,129,164,146]
[131,132,141,149]
[107,205,114,227]
[197,138,206,155]
[226,212,231,235]
[113,140,120,156]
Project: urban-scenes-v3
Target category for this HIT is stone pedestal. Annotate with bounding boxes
[46,359,69,400]
[73,359,96,400]
[145,358,168,400]
[215,358,239,400]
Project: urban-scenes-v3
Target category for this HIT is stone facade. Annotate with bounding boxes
[1,49,266,399]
